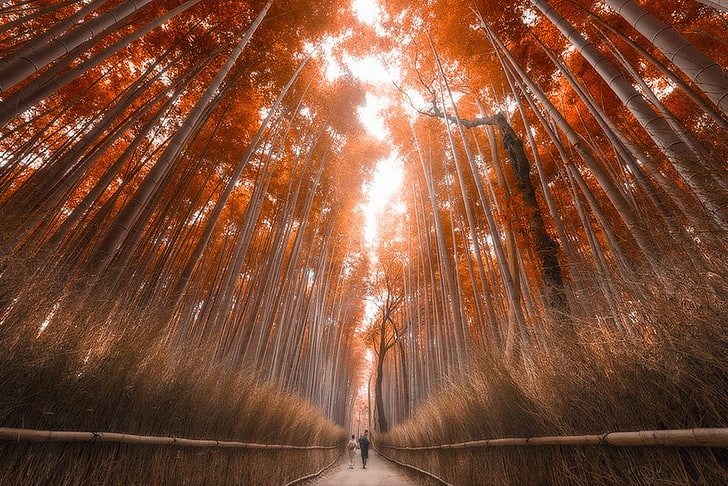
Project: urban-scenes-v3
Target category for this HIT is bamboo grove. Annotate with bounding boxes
[0,0,380,429]
[358,0,728,441]
[1,0,728,484]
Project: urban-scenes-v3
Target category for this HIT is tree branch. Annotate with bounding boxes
[423,101,499,128]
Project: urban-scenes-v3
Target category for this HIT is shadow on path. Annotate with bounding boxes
[308,448,416,486]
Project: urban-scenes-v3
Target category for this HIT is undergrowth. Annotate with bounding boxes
[0,305,346,486]
[376,268,728,485]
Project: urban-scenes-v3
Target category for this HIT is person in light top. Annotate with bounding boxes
[346,434,358,469]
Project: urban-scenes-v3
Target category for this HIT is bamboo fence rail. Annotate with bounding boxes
[375,428,728,486]
[377,427,728,450]
[3,426,726,449]
[2,426,725,485]
[0,427,343,450]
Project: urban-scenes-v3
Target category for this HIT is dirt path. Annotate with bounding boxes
[308,448,417,486]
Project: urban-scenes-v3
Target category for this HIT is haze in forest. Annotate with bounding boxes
[0,0,726,484]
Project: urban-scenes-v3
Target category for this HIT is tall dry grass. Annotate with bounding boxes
[0,285,346,486]
[376,266,728,484]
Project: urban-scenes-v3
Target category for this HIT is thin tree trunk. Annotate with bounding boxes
[410,124,469,367]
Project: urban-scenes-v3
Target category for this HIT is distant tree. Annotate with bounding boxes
[362,257,404,433]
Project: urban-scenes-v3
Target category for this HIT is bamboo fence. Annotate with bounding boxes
[375,445,453,486]
[0,427,342,450]
[2,426,725,485]
[283,451,344,486]
[377,427,728,450]
[374,427,728,486]
[2,426,726,448]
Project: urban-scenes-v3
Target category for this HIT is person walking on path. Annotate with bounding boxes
[346,434,358,469]
[358,430,370,469]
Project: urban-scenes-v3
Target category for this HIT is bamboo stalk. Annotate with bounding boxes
[0,427,342,449]
[378,428,728,450]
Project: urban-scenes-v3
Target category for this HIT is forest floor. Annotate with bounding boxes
[306,448,436,486]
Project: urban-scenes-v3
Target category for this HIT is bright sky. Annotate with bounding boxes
[362,153,403,244]
[352,0,385,34]
[346,0,405,248]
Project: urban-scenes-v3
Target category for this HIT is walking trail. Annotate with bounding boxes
[309,448,416,486]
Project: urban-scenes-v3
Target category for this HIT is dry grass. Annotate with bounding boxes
[0,292,346,485]
[376,267,728,485]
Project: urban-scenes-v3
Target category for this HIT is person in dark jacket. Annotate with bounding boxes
[358,429,370,469]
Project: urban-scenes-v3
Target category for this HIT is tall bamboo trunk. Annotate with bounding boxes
[90,1,273,272]
[603,0,728,115]
[484,20,660,260]
[0,0,83,37]
[0,0,202,128]
[530,0,728,231]
[0,0,108,68]
[170,55,311,305]
[0,0,154,94]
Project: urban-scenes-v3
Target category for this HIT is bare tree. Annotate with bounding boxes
[363,259,404,433]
